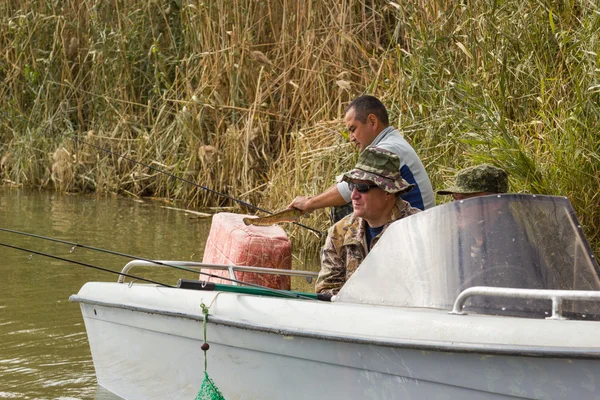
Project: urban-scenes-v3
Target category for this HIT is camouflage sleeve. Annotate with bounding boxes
[315,225,347,296]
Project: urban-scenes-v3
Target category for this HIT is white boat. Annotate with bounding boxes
[71,194,600,400]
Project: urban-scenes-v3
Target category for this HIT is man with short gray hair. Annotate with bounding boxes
[290,95,434,219]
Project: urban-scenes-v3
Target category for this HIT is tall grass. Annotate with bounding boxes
[0,0,598,260]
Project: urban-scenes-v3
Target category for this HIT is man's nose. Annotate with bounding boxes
[351,188,361,199]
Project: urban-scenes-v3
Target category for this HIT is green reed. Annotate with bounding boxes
[0,0,598,260]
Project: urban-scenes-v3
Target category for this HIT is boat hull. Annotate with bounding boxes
[73,283,600,400]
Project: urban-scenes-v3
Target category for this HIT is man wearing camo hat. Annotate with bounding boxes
[437,164,508,200]
[436,164,510,263]
[315,147,421,296]
[435,164,546,297]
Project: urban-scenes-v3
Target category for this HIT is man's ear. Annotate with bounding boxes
[367,113,378,127]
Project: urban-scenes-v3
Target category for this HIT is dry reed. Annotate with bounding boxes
[0,0,598,261]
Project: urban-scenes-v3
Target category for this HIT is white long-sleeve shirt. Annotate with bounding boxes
[337,126,435,210]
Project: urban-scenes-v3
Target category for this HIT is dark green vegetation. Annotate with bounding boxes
[1,0,598,256]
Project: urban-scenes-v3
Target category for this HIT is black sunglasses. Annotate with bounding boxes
[348,182,379,193]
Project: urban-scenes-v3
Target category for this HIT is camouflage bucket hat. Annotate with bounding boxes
[342,147,414,194]
[438,164,508,195]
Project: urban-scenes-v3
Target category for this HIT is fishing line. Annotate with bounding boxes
[0,227,318,301]
[6,112,324,236]
[0,241,173,287]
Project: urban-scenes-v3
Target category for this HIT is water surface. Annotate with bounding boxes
[0,188,212,399]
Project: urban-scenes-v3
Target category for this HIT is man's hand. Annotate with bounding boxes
[288,186,347,215]
[288,196,315,214]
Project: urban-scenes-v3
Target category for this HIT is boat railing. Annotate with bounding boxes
[451,286,600,320]
[118,260,319,285]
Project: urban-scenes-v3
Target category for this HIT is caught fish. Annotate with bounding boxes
[243,208,303,226]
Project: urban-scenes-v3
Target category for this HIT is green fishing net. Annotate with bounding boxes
[195,372,225,400]
[195,302,226,400]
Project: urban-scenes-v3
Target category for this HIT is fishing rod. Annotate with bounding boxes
[0,241,172,288]
[7,112,324,236]
[0,227,319,301]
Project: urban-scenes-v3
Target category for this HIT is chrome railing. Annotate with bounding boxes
[451,286,600,320]
[118,260,318,286]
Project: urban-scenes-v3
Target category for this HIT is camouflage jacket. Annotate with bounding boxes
[315,199,420,295]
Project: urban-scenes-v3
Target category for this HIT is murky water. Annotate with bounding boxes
[0,188,214,399]
[0,187,319,399]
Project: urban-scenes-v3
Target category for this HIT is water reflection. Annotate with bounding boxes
[0,188,211,399]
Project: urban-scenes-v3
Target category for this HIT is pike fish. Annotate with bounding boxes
[243,208,303,226]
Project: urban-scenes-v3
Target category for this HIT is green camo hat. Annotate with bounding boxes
[342,147,414,194]
[438,164,508,195]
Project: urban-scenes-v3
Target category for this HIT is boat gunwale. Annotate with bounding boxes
[69,293,600,360]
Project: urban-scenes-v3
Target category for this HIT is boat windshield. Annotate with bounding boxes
[336,194,600,319]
